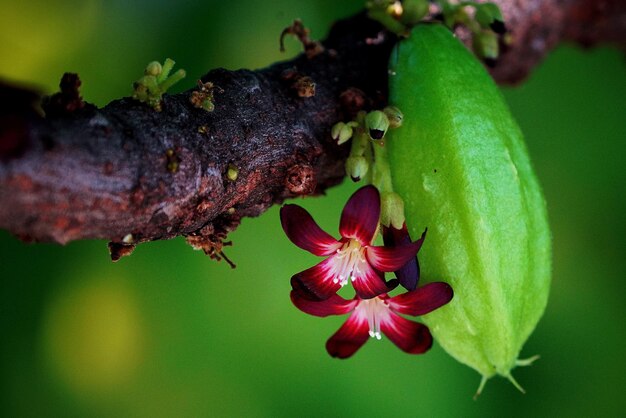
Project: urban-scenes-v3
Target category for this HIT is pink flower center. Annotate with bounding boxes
[357,297,390,340]
[332,239,367,287]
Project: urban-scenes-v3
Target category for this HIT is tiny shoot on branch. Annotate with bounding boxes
[132,58,186,111]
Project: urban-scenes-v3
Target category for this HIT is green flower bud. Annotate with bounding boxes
[387,24,551,394]
[132,58,186,111]
[145,61,162,76]
[380,192,405,229]
[473,30,499,66]
[365,110,390,140]
[383,106,404,129]
[227,164,239,181]
[400,0,429,25]
[331,122,354,145]
[345,155,369,182]
[366,1,408,35]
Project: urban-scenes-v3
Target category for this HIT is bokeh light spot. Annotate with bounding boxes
[40,276,145,397]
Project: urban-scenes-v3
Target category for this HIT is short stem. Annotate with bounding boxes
[350,130,369,158]
[362,136,373,183]
[371,142,393,194]
[159,69,187,92]
[371,141,405,229]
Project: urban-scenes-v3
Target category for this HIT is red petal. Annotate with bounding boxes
[290,290,357,317]
[326,312,370,358]
[339,186,380,245]
[381,313,433,354]
[388,282,454,316]
[291,257,342,300]
[352,263,390,299]
[280,204,341,256]
[365,231,425,272]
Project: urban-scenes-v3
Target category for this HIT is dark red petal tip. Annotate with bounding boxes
[290,290,355,318]
[389,282,454,316]
[291,258,342,300]
[326,314,369,359]
[381,314,433,354]
[339,186,380,245]
[280,204,341,256]
[290,275,323,301]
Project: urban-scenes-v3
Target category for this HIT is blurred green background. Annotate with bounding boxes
[1,0,625,416]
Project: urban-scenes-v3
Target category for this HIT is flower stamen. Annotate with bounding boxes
[361,298,386,340]
[332,239,366,287]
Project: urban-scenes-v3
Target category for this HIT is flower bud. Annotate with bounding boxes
[383,106,404,129]
[473,31,499,66]
[365,110,390,140]
[227,164,239,181]
[400,0,429,25]
[145,61,162,76]
[380,192,405,229]
[331,122,354,145]
[345,156,368,182]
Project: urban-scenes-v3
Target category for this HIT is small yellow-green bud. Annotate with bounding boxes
[345,155,368,182]
[365,110,390,140]
[331,122,354,145]
[132,58,186,111]
[383,106,404,129]
[227,164,239,181]
[366,5,407,35]
[145,61,162,76]
[380,192,405,229]
[202,99,215,112]
[473,31,499,65]
[400,0,429,25]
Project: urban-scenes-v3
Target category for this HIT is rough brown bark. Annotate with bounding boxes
[0,1,624,261]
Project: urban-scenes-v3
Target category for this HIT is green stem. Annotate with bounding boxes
[362,136,373,184]
[371,142,393,193]
[159,69,187,93]
[350,130,369,158]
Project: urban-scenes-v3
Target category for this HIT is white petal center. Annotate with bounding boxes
[332,239,366,287]
[357,297,390,340]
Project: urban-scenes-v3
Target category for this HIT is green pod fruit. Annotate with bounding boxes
[386,24,551,391]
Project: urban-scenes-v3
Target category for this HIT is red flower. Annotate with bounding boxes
[291,280,453,358]
[280,186,425,300]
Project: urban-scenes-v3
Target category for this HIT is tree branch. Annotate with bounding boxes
[1,0,624,261]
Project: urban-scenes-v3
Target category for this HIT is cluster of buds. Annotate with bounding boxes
[132,58,186,111]
[331,106,403,182]
[366,0,508,65]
